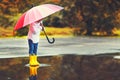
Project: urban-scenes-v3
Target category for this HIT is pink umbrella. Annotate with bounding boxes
[14,4,64,30]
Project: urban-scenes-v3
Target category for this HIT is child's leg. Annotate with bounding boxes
[28,39,34,55]
[33,43,38,55]
[33,43,39,65]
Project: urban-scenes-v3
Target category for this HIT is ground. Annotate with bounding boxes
[0,36,120,58]
[0,37,120,80]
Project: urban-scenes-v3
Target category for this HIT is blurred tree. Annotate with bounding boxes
[59,0,120,35]
[0,0,120,36]
[60,0,83,27]
[0,0,30,27]
[77,0,120,35]
[16,27,28,36]
[114,9,120,29]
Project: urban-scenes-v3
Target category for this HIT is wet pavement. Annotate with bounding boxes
[0,37,120,58]
[0,37,120,80]
[0,54,120,80]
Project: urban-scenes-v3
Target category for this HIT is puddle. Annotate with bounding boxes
[0,54,120,80]
[25,63,51,67]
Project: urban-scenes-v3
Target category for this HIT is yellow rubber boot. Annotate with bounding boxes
[29,66,39,76]
[33,55,40,66]
[29,55,35,66]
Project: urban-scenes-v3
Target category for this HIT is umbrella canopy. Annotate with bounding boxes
[14,4,64,30]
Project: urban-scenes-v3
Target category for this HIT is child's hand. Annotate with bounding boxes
[40,23,44,31]
[42,27,44,31]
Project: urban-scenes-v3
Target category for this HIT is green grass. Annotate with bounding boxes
[0,27,75,38]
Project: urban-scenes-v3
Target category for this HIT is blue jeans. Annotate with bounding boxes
[28,39,38,55]
[29,75,37,80]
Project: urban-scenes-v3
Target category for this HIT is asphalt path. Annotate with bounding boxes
[0,37,120,58]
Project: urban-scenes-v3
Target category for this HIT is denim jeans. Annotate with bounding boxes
[28,39,38,55]
[29,75,37,80]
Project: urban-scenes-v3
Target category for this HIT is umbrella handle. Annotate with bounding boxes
[43,30,55,44]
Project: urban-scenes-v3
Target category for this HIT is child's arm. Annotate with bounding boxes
[30,23,35,33]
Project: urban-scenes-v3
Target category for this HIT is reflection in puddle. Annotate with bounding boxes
[29,66,38,80]
[28,64,51,80]
[0,54,120,80]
